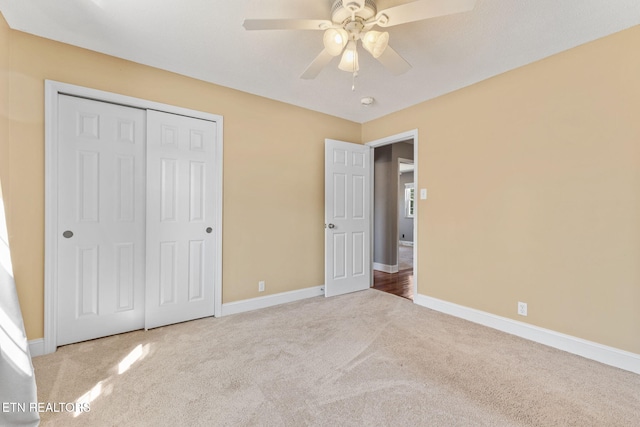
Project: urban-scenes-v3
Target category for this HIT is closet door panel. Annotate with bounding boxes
[57,95,145,346]
[145,110,217,329]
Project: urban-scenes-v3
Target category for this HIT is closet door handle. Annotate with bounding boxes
[206,227,213,234]
[62,230,74,238]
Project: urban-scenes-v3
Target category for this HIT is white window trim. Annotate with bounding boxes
[404,182,415,218]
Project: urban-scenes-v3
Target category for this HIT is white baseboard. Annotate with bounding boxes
[28,338,45,357]
[373,262,398,273]
[221,285,324,316]
[414,294,640,375]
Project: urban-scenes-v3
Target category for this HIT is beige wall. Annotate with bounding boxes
[0,14,361,340]
[3,10,639,356]
[0,15,8,209]
[363,26,640,354]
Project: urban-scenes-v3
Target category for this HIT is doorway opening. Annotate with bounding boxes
[367,131,417,301]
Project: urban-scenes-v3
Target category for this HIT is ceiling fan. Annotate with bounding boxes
[243,0,477,81]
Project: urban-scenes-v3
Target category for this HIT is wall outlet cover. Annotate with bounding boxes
[517,301,528,316]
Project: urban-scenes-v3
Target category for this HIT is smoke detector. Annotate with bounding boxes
[360,96,375,106]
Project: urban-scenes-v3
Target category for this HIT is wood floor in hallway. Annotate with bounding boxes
[372,268,414,300]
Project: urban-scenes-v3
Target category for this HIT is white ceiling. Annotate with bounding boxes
[1,0,638,123]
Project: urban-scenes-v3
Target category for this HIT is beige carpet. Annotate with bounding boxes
[33,290,639,426]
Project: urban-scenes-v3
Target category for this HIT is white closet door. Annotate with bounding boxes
[57,95,145,346]
[145,110,217,329]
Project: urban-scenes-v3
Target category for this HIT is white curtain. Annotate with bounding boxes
[0,196,39,427]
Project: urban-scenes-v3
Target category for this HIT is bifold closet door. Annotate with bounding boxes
[57,95,146,346]
[145,110,217,329]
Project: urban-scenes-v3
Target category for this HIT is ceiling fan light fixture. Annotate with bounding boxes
[362,30,389,58]
[323,28,348,56]
[338,40,359,72]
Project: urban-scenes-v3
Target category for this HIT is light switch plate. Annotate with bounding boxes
[420,189,427,200]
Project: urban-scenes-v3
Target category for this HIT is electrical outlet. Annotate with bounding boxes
[258,281,265,292]
[517,301,527,316]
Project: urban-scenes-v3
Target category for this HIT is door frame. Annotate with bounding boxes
[366,129,418,300]
[397,157,414,263]
[43,80,224,354]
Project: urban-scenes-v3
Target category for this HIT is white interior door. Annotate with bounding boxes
[145,110,217,329]
[57,95,145,346]
[324,139,372,297]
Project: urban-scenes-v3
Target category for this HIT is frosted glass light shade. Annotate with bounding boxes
[362,31,389,58]
[338,41,359,72]
[323,28,348,56]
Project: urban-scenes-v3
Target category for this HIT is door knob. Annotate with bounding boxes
[206,227,213,234]
[62,230,74,238]
[327,223,335,229]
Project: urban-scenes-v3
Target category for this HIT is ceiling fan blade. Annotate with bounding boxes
[243,19,332,31]
[376,46,412,75]
[300,49,334,79]
[376,0,476,28]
